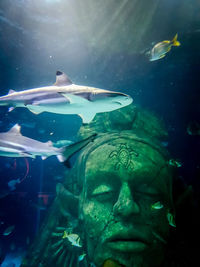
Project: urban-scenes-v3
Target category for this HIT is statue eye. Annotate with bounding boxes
[91,184,114,200]
[136,184,160,196]
[134,184,161,201]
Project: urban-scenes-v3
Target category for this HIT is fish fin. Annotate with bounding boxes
[78,112,96,123]
[8,106,15,112]
[46,140,53,146]
[8,89,16,94]
[62,133,97,167]
[162,40,171,44]
[166,46,172,52]
[159,54,166,59]
[171,33,181,46]
[62,231,68,239]
[54,71,72,86]
[59,93,89,104]
[27,106,42,115]
[41,156,47,160]
[8,124,21,134]
[56,154,66,163]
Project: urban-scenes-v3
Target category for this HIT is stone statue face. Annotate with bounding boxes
[81,140,172,267]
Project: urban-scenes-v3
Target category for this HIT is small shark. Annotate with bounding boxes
[0,124,96,164]
[0,71,133,123]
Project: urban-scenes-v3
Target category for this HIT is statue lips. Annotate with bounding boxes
[106,231,149,253]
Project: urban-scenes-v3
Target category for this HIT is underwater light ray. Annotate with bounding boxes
[95,0,129,42]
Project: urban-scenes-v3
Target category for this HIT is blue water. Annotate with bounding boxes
[0,0,200,266]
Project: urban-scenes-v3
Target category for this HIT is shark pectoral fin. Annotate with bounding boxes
[78,112,96,123]
[56,154,65,163]
[46,141,53,146]
[27,106,42,115]
[58,93,89,104]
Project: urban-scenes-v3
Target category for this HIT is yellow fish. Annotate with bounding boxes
[62,230,68,239]
[62,230,82,247]
[149,33,180,61]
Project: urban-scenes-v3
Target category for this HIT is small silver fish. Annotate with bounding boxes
[78,253,86,262]
[3,225,15,236]
[167,213,176,227]
[187,121,200,136]
[8,178,20,191]
[151,201,164,210]
[169,159,182,168]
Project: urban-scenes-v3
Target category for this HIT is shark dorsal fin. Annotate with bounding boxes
[8,124,21,134]
[8,89,16,94]
[46,140,53,146]
[54,71,72,86]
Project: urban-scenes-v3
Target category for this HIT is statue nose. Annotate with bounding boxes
[113,182,140,218]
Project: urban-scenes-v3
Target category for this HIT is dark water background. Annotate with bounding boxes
[0,0,200,266]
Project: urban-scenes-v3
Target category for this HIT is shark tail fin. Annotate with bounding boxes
[59,133,97,168]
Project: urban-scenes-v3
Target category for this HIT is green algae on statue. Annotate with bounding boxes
[78,132,173,267]
[21,105,179,267]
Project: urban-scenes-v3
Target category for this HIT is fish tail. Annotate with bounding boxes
[171,33,181,46]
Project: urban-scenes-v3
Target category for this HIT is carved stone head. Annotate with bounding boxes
[73,132,174,267]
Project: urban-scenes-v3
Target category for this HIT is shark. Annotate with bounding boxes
[0,124,96,164]
[0,71,133,123]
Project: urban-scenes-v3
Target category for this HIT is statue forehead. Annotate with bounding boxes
[86,139,166,171]
[85,138,171,188]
